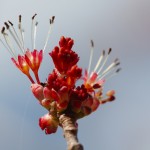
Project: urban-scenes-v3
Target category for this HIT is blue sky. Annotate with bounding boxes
[0,0,150,150]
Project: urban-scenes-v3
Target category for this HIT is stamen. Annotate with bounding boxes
[8,21,13,26]
[4,22,9,29]
[18,15,25,51]
[0,37,11,52]
[97,48,112,75]
[8,21,21,47]
[98,59,120,79]
[43,16,55,52]
[4,35,16,58]
[50,16,55,24]
[21,29,25,51]
[8,20,25,53]
[105,67,121,81]
[4,22,24,54]
[31,13,37,50]
[1,27,5,34]
[33,21,38,50]
[1,27,17,59]
[108,48,112,54]
[94,50,105,72]
[19,15,21,23]
[116,68,121,73]
[0,30,11,52]
[88,40,94,75]
[32,13,37,20]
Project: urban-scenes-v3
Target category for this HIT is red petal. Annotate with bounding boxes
[89,72,98,83]
[51,89,60,102]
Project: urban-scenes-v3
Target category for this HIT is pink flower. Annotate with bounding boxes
[1,15,55,83]
[11,56,34,83]
[25,49,43,83]
[83,44,120,94]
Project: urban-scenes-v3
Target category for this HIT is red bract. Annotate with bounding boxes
[49,36,79,74]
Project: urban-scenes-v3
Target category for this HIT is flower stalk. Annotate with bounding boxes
[59,114,84,150]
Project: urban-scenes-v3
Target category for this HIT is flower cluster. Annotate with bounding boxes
[31,36,120,134]
[1,15,121,135]
[0,14,55,84]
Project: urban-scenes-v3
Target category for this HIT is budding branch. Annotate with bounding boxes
[59,114,84,150]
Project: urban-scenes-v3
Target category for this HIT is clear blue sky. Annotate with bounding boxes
[0,0,150,150]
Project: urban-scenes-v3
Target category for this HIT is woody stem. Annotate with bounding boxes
[59,114,84,150]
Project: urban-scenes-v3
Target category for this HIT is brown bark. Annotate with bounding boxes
[59,114,84,150]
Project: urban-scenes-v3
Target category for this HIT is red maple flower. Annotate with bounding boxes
[30,36,121,134]
[39,113,59,134]
[1,15,121,135]
[1,15,55,83]
[25,49,43,83]
[50,36,79,74]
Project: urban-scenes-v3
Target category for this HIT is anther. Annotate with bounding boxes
[102,50,105,56]
[32,13,37,20]
[88,39,94,74]
[1,27,5,34]
[43,16,55,52]
[4,22,10,29]
[115,62,120,66]
[116,68,121,73]
[8,21,13,26]
[19,15,22,23]
[108,48,112,55]
[50,16,55,24]
[91,40,94,47]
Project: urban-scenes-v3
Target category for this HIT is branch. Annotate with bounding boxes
[59,114,84,150]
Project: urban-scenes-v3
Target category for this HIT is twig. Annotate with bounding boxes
[59,114,84,150]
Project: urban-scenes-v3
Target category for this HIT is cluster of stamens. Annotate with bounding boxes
[0,14,55,83]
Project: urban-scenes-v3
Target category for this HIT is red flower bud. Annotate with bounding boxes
[39,113,58,134]
[49,36,79,74]
[31,84,44,101]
